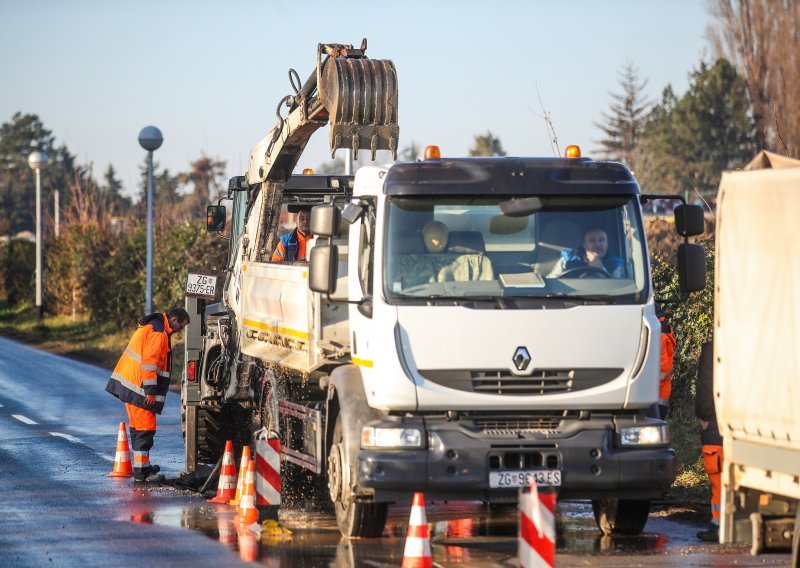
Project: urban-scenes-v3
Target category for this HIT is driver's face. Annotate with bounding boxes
[583,229,608,258]
[297,210,311,235]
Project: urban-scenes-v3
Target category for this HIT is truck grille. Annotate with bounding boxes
[474,416,563,433]
[419,368,622,396]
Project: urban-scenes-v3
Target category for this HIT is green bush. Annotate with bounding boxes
[1,239,34,307]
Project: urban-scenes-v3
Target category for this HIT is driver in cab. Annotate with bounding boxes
[548,227,626,278]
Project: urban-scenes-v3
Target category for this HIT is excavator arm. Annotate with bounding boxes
[244,39,398,261]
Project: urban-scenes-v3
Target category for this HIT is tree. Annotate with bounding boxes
[0,113,77,234]
[102,164,130,216]
[136,159,181,224]
[468,131,506,157]
[709,0,800,156]
[636,59,756,196]
[178,155,226,219]
[595,63,651,168]
[398,141,421,162]
[316,156,346,174]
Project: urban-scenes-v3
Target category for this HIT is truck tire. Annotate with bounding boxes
[329,414,387,538]
[198,405,251,465]
[591,498,650,536]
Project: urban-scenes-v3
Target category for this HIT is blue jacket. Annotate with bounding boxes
[550,249,626,278]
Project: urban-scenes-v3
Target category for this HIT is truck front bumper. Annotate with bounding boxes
[357,416,674,502]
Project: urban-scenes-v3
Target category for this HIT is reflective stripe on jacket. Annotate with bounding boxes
[271,228,313,262]
[658,315,677,403]
[105,313,172,415]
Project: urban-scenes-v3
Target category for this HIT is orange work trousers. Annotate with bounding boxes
[126,403,156,473]
[702,444,723,524]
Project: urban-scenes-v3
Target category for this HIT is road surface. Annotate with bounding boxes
[0,336,791,566]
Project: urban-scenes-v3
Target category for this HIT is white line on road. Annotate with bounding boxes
[0,403,4,407]
[49,432,83,444]
[98,453,116,462]
[11,414,37,425]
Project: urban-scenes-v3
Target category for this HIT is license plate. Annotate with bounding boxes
[186,272,218,298]
[489,470,561,488]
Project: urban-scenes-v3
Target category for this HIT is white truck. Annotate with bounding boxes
[715,150,800,563]
[181,41,708,538]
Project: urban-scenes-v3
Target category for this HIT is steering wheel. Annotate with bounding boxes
[557,265,611,279]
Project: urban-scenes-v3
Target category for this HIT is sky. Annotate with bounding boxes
[1,0,713,200]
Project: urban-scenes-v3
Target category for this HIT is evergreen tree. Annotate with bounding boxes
[0,113,77,234]
[594,63,651,168]
[399,141,420,162]
[469,131,506,157]
[102,164,130,216]
[637,59,756,196]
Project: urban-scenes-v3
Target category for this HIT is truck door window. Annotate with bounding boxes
[358,201,375,296]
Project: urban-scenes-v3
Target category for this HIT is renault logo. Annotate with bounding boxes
[513,346,531,371]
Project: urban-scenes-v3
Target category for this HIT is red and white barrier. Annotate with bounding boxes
[518,482,556,568]
[255,437,281,506]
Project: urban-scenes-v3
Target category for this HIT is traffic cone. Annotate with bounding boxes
[107,422,134,477]
[229,445,251,506]
[236,460,259,525]
[402,492,432,568]
[208,440,237,503]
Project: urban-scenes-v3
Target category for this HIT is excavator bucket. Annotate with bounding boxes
[318,52,399,161]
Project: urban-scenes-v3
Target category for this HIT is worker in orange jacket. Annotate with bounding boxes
[695,339,722,542]
[105,308,190,482]
[657,306,677,419]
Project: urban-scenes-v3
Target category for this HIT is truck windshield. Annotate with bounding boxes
[384,195,649,304]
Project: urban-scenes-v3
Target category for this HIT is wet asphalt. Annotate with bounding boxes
[0,336,792,566]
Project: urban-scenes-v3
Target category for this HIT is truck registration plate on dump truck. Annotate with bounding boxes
[185,269,220,300]
[489,470,561,488]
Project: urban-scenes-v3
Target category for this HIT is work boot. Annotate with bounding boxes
[134,465,162,483]
[696,523,719,542]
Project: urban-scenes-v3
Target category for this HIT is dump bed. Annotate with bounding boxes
[715,156,800,499]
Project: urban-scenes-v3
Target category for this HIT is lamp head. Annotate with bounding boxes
[138,126,163,151]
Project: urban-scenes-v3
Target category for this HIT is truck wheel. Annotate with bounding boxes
[591,499,650,536]
[329,414,387,538]
[197,408,225,464]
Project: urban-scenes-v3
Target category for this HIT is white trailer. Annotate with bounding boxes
[715,150,800,563]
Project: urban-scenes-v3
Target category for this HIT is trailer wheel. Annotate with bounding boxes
[591,499,650,536]
[329,414,387,538]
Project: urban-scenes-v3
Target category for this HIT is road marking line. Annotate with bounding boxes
[0,403,4,407]
[98,453,116,462]
[49,432,82,444]
[11,414,37,425]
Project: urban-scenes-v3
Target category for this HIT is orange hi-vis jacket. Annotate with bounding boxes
[105,313,173,415]
[658,315,677,404]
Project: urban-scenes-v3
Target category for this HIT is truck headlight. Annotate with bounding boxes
[619,425,669,446]
[361,426,423,448]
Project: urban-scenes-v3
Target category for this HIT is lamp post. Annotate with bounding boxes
[137,126,163,314]
[27,151,48,325]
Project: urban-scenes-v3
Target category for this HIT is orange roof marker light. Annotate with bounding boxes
[565,145,582,159]
[424,145,441,160]
[302,168,314,175]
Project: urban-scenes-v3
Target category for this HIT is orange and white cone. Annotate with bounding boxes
[208,440,237,503]
[107,422,134,477]
[236,460,259,525]
[229,445,251,506]
[402,492,432,568]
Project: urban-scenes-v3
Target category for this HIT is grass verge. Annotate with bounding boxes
[0,300,185,386]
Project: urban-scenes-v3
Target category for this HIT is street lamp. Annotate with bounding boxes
[28,150,48,325]
[138,125,163,314]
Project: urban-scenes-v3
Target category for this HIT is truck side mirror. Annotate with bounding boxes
[227,176,248,192]
[677,243,706,294]
[311,205,341,238]
[309,244,339,294]
[207,205,226,232]
[674,204,705,237]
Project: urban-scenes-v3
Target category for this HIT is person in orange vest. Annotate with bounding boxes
[271,206,313,262]
[695,338,722,542]
[105,308,190,482]
[657,305,677,419]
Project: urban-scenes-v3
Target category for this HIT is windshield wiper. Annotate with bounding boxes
[542,293,616,304]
